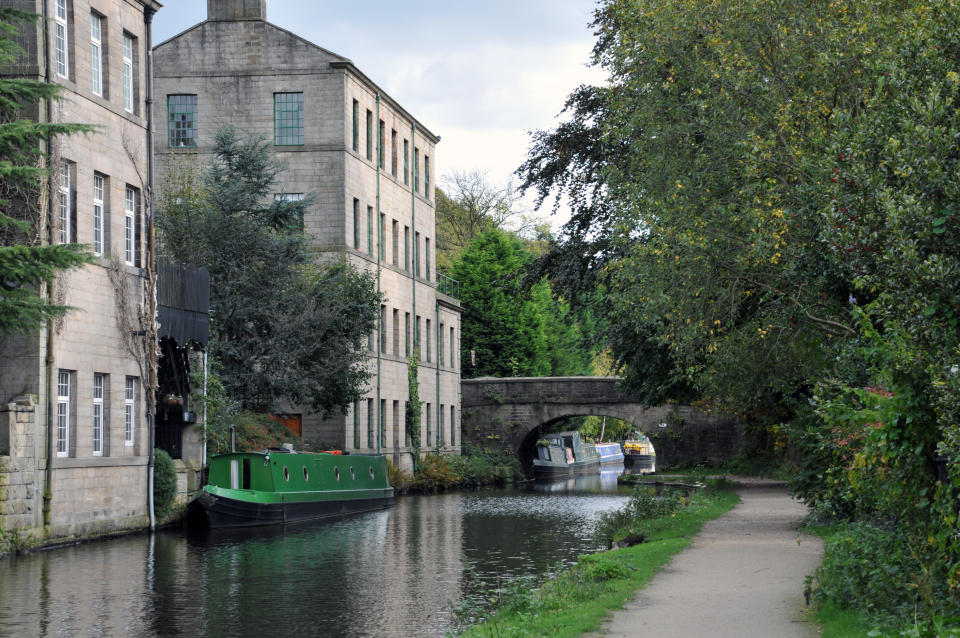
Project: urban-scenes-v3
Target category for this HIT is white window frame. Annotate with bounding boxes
[58,164,70,244]
[125,186,135,264]
[57,371,70,457]
[125,377,135,446]
[90,13,102,96]
[274,193,303,202]
[122,33,133,112]
[55,0,68,78]
[93,173,104,255]
[93,373,104,456]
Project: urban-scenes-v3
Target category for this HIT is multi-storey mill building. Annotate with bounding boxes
[0,0,161,543]
[153,0,461,469]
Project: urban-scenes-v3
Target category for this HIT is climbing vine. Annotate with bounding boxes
[406,354,422,472]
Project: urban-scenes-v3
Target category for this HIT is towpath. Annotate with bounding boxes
[590,480,822,638]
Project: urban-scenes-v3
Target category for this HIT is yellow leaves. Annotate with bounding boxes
[948,70,960,85]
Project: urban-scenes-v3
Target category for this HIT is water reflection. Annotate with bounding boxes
[0,482,629,637]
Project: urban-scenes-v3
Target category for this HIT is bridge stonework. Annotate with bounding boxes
[461,377,743,469]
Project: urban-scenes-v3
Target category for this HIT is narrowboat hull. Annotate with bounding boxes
[596,443,625,467]
[188,487,394,528]
[532,457,602,478]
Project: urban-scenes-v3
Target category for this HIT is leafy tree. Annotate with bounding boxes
[158,127,379,415]
[0,9,91,336]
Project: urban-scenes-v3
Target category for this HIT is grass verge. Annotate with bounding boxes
[458,488,739,637]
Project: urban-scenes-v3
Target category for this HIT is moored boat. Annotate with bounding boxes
[188,449,394,528]
[533,431,601,478]
[595,442,625,466]
[622,431,656,473]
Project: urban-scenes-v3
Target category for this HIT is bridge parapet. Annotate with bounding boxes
[461,377,743,470]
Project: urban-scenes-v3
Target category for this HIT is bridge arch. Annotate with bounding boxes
[461,377,743,470]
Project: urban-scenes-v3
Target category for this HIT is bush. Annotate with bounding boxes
[447,443,524,488]
[153,449,178,519]
[386,459,412,492]
[595,487,688,547]
[413,454,458,492]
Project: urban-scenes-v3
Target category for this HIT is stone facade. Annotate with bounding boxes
[461,377,744,469]
[0,0,160,547]
[153,0,462,471]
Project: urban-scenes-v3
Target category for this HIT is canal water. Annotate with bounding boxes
[0,471,631,637]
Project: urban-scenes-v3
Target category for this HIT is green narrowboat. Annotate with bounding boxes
[188,449,394,528]
[533,431,601,478]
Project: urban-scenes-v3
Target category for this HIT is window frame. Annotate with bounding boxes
[124,186,135,264]
[57,371,71,457]
[93,373,104,456]
[352,99,359,152]
[167,94,198,148]
[122,33,134,113]
[54,0,69,79]
[365,110,373,161]
[425,155,431,198]
[90,12,102,97]
[125,377,135,446]
[58,163,71,244]
[273,92,304,146]
[403,139,409,185]
[93,173,104,256]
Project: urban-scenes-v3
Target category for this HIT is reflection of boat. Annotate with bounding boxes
[189,449,394,528]
[532,466,624,493]
[533,431,600,478]
[595,442,625,466]
[622,431,656,474]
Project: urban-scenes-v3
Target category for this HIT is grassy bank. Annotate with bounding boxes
[457,487,739,637]
[389,444,525,494]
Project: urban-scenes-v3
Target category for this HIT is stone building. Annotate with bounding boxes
[153,0,461,469]
[0,0,162,545]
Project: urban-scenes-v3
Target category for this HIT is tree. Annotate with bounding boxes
[0,9,91,336]
[158,127,380,415]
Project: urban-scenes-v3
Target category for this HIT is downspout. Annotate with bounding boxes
[41,0,55,530]
[375,93,382,455]
[410,123,417,455]
[144,5,156,531]
[435,300,440,451]
[202,351,208,467]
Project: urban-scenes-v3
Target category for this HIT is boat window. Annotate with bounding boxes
[283,466,290,482]
[242,458,251,490]
[369,466,375,479]
[230,459,239,490]
[350,466,356,480]
[334,466,340,481]
[303,466,309,481]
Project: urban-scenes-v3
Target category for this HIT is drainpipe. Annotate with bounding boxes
[375,93,382,455]
[410,122,417,455]
[145,5,157,531]
[202,351,208,467]
[435,300,440,451]
[41,0,55,530]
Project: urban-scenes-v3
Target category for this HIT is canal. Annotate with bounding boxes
[0,471,630,637]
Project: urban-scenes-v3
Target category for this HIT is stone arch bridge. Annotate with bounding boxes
[461,377,743,469]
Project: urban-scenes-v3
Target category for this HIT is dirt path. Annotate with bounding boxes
[590,482,823,638]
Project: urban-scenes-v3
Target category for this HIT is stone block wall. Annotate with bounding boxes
[0,397,42,541]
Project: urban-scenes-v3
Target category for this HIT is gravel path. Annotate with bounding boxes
[590,482,823,638]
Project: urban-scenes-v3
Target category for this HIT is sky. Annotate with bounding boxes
[152,0,607,229]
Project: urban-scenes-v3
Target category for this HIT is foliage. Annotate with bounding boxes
[385,458,412,492]
[153,449,178,519]
[446,443,524,488]
[406,355,421,467]
[458,489,738,637]
[411,453,458,492]
[157,128,380,414]
[595,487,689,548]
[451,228,592,378]
[0,9,91,336]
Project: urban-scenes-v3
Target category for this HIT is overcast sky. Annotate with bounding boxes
[153,1,606,228]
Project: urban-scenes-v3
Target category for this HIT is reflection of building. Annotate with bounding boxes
[0,0,161,545]
[153,0,461,468]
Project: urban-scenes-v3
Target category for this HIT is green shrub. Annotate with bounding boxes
[447,443,524,487]
[595,487,688,547]
[386,458,412,492]
[413,454,458,492]
[153,449,178,519]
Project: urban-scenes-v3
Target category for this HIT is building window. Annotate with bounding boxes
[380,399,386,449]
[90,12,103,97]
[439,322,444,366]
[58,163,71,244]
[451,405,456,446]
[403,139,409,185]
[426,319,431,362]
[125,377,136,446]
[352,99,359,152]
[415,231,421,277]
[168,95,197,147]
[378,119,385,169]
[122,33,134,112]
[392,401,400,449]
[405,312,410,357]
[425,155,431,198]
[404,226,410,271]
[392,308,399,356]
[414,147,420,193]
[274,92,304,145]
[353,198,360,249]
[125,186,135,264]
[365,110,373,161]
[93,373,105,456]
[391,129,398,177]
[425,237,431,281]
[450,326,456,368]
[440,404,445,445]
[380,305,387,353]
[392,219,399,266]
[55,0,69,78]
[367,205,373,255]
[379,213,385,259]
[93,173,104,256]
[57,370,71,457]
[425,402,431,444]
[353,401,359,449]
[415,315,421,359]
[367,398,373,448]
